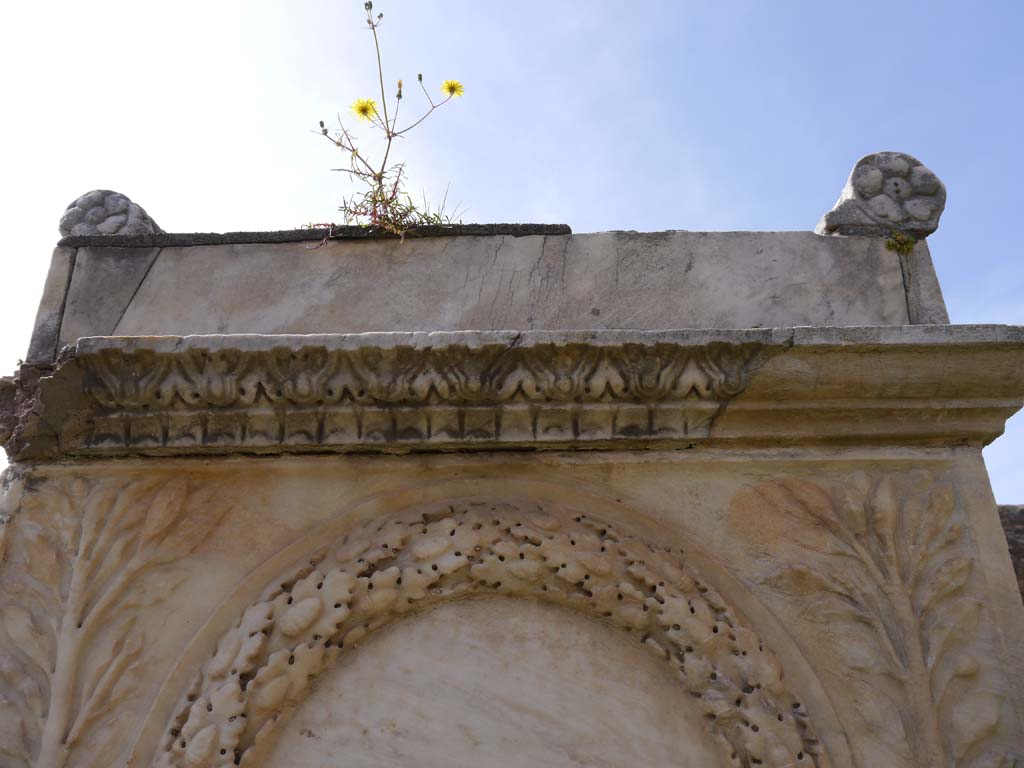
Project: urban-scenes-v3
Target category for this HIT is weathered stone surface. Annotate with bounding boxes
[0,363,52,448]
[1000,505,1024,599]
[816,152,946,238]
[57,223,572,248]
[2,451,1022,767]
[53,232,913,341]
[57,247,161,348]
[30,230,964,362]
[265,599,729,767]
[3,201,1022,768]
[898,240,950,324]
[24,247,75,364]
[58,189,162,237]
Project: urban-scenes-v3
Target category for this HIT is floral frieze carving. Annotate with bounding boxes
[157,501,825,768]
[0,474,228,768]
[69,339,766,456]
[746,475,1021,768]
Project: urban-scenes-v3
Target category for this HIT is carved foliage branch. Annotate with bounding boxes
[752,475,1019,768]
[0,474,227,768]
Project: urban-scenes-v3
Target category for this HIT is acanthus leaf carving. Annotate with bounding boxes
[0,472,230,768]
[68,340,767,456]
[749,474,1021,768]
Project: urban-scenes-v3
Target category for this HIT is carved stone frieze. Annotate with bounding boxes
[6,326,1024,460]
[155,500,826,768]
[0,471,229,768]
[67,336,765,456]
[744,474,1021,767]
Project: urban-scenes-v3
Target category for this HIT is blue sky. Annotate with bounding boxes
[0,1,1021,499]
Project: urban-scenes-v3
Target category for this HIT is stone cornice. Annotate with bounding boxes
[3,326,1023,460]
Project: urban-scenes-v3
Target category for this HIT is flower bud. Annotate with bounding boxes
[364,1,372,10]
[417,73,423,82]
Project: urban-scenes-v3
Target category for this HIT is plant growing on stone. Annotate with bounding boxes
[317,1,464,235]
[885,230,917,257]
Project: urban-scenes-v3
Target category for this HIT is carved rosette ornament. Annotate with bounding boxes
[0,473,229,768]
[747,475,1021,768]
[58,190,162,238]
[157,501,826,768]
[816,152,946,238]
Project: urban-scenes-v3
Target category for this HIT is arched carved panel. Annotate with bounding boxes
[265,598,736,766]
[156,500,828,768]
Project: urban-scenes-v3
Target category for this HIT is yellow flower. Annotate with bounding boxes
[350,98,378,121]
[441,79,465,98]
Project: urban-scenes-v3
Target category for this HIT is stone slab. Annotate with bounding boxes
[899,240,950,324]
[24,247,75,364]
[57,246,161,349]
[55,232,914,342]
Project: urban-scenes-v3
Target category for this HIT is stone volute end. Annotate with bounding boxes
[59,189,163,238]
[816,152,946,238]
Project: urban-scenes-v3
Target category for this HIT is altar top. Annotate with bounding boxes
[27,228,948,365]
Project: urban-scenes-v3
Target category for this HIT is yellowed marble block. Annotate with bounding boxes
[1,223,1021,768]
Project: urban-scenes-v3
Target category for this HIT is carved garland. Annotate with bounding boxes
[72,341,765,454]
[157,501,826,768]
